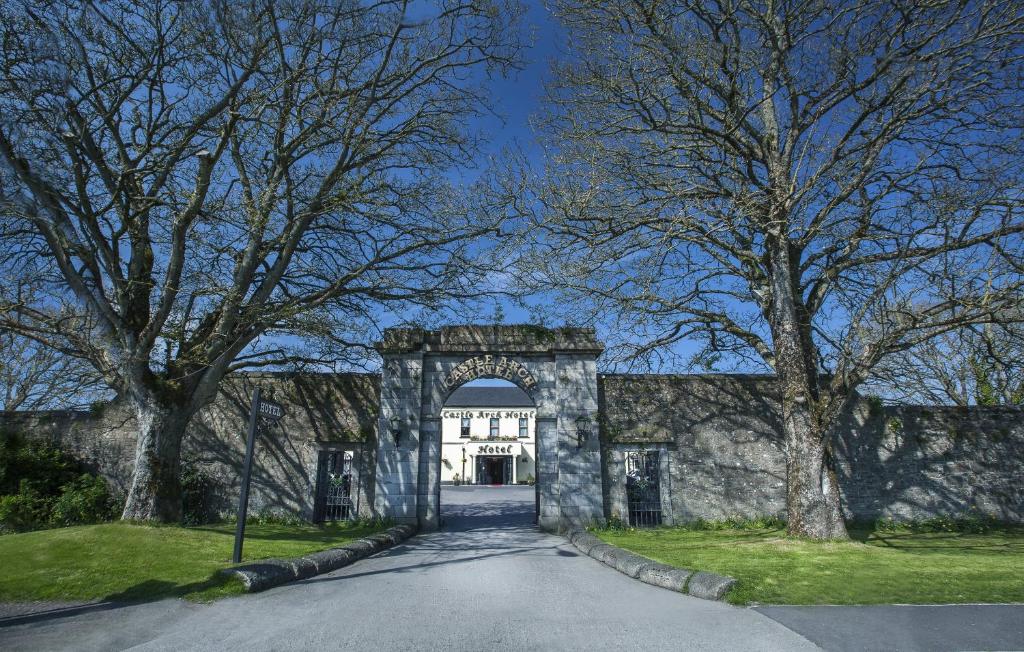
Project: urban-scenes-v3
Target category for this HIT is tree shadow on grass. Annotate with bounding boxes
[847,526,1024,553]
[0,572,241,629]
[102,571,242,604]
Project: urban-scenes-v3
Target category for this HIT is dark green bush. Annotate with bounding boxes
[0,482,51,533]
[50,474,119,527]
[181,463,220,525]
[0,432,80,496]
[0,430,120,533]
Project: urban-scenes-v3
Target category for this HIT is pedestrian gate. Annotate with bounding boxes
[314,450,356,521]
[625,450,662,527]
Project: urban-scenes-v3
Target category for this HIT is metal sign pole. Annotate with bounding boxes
[233,388,261,564]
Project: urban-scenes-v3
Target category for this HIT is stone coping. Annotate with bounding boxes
[566,528,736,601]
[221,524,417,593]
[376,325,604,354]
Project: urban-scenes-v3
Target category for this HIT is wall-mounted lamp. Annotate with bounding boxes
[575,414,592,449]
[390,415,402,447]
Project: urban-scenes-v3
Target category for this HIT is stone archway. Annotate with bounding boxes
[373,325,606,532]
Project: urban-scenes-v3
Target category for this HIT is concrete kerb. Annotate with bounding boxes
[565,528,736,601]
[222,524,418,593]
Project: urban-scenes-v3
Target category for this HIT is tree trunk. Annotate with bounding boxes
[121,397,189,522]
[767,235,848,539]
[780,394,848,539]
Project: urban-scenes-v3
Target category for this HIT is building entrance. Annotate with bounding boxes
[477,455,512,485]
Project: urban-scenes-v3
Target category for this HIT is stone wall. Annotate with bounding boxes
[3,365,1020,525]
[599,374,1024,524]
[836,403,1024,522]
[599,374,787,524]
[0,372,380,521]
[0,405,138,496]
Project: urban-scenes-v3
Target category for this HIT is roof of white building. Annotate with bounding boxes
[445,386,534,408]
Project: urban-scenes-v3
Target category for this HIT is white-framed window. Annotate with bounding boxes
[519,417,528,438]
[489,417,499,438]
[461,417,471,438]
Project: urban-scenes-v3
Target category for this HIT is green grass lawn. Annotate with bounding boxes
[597,525,1024,605]
[0,520,385,603]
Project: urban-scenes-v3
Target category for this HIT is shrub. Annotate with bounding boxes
[228,511,310,527]
[0,430,119,533]
[603,514,628,530]
[181,463,220,526]
[679,515,787,531]
[0,482,51,533]
[0,432,81,496]
[50,474,119,527]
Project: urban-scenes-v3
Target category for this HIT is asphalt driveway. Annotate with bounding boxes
[0,486,811,651]
[1,486,1020,651]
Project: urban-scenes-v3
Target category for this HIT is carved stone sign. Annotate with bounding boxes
[442,355,538,392]
[441,409,535,419]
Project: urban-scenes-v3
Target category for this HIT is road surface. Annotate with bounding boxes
[1,486,1020,651]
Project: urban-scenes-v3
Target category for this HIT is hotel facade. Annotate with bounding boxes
[439,386,535,485]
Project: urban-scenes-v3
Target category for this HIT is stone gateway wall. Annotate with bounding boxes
[373,325,605,532]
[2,362,1021,525]
[599,374,1024,524]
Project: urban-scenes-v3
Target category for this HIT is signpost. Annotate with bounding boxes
[232,388,284,564]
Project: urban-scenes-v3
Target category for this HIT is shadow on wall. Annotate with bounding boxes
[0,373,382,523]
[599,375,1024,524]
[834,403,1024,522]
[185,373,380,520]
[600,374,787,523]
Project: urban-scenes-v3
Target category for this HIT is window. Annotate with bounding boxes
[489,417,499,439]
[519,417,528,438]
[460,417,471,438]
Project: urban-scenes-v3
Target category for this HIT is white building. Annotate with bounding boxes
[440,386,535,485]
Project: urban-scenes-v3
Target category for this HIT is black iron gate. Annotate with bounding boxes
[314,450,355,522]
[626,450,662,527]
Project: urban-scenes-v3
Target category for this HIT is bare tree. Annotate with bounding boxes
[868,321,1024,406]
[0,267,108,411]
[0,0,522,521]
[0,331,107,411]
[529,0,1024,538]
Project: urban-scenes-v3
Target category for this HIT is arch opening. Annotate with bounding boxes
[437,377,539,529]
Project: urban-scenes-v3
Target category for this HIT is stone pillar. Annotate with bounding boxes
[418,414,441,529]
[606,446,627,523]
[373,350,424,526]
[554,353,605,530]
[536,416,560,530]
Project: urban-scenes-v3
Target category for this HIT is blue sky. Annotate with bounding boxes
[392,0,564,327]
[474,0,562,165]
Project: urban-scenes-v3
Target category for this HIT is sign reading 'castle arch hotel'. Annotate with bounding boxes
[442,355,539,393]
